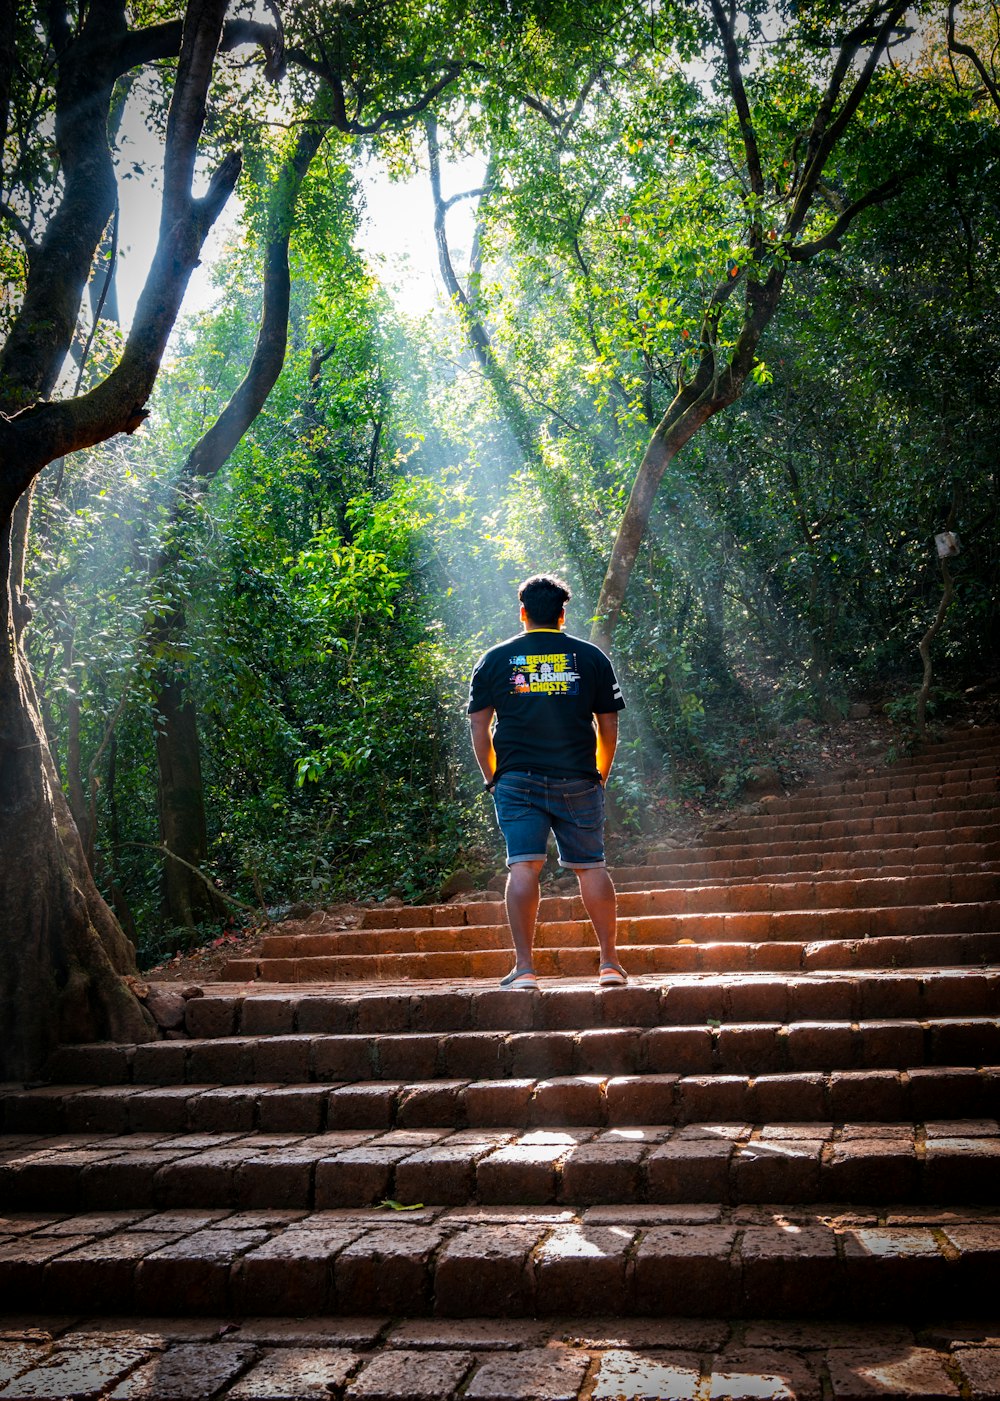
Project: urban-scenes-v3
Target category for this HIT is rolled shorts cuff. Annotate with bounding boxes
[506,852,548,867]
[557,858,607,870]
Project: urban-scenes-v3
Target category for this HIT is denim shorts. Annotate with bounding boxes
[492,771,606,869]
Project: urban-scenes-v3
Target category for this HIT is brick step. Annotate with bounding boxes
[624,827,1000,866]
[617,864,1000,893]
[764,764,1000,806]
[24,1015,1000,1093]
[225,931,1000,985]
[880,726,1000,762]
[10,1068,998,1142]
[0,1314,992,1401]
[617,845,1000,883]
[751,779,1000,819]
[706,809,999,847]
[357,881,1000,934]
[798,751,1000,787]
[709,790,1000,833]
[3,1122,999,1214]
[241,901,1000,973]
[2,1203,998,1320]
[269,879,1000,959]
[630,840,1000,874]
[42,962,1000,1048]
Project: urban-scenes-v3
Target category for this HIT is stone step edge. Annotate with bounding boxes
[5,1072,999,1135]
[25,1016,1000,1090]
[46,977,1000,1051]
[726,789,1000,828]
[0,1314,991,1401]
[224,945,1000,986]
[222,934,1000,985]
[3,1124,999,1213]
[1,1205,998,1320]
[7,1057,1000,1126]
[360,884,1000,932]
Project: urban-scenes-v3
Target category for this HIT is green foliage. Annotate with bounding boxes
[22,2,1000,953]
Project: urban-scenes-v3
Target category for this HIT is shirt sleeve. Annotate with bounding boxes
[467,653,494,714]
[594,652,626,713]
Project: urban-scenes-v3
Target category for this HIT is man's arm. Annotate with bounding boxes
[469,707,497,786]
[595,711,619,784]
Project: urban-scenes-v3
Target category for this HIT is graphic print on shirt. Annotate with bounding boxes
[507,651,580,696]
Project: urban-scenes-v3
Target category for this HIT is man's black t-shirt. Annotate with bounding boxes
[468,629,626,782]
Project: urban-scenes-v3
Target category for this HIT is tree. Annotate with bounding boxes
[0,0,279,1077]
[590,1,915,648]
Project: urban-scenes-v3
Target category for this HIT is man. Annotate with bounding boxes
[468,574,627,989]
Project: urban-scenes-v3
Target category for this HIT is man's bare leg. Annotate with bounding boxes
[505,859,545,969]
[575,865,619,966]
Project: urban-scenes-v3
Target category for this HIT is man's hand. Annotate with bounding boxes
[469,707,497,787]
[595,711,619,785]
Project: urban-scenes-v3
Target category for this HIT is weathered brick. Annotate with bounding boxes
[752,1074,826,1122]
[740,1227,839,1316]
[334,1226,446,1314]
[315,1144,417,1208]
[559,1142,645,1204]
[327,1084,401,1130]
[108,1342,258,1399]
[643,1027,714,1075]
[675,1076,750,1123]
[461,1080,534,1128]
[231,1226,363,1313]
[374,1035,440,1081]
[717,1024,785,1075]
[133,1228,269,1313]
[533,1224,631,1314]
[240,997,297,1037]
[348,1348,473,1400]
[707,1350,821,1401]
[434,1224,540,1316]
[529,1078,602,1127]
[226,1346,359,1399]
[256,1086,328,1134]
[605,1075,678,1125]
[731,1139,823,1203]
[465,1347,589,1401]
[573,1029,641,1075]
[632,1226,738,1315]
[828,1071,906,1121]
[185,997,238,1039]
[839,1227,948,1313]
[476,1140,568,1204]
[396,1082,466,1130]
[823,1140,918,1202]
[507,1033,575,1079]
[645,1138,732,1202]
[312,1037,375,1082]
[590,1350,703,1400]
[826,1346,959,1397]
[440,1034,507,1080]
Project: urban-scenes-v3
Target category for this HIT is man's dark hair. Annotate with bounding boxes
[518,574,571,628]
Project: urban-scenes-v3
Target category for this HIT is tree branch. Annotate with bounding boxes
[948,0,1000,113]
[709,0,765,206]
[787,173,902,259]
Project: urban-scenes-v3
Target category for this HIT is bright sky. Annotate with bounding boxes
[114,123,483,329]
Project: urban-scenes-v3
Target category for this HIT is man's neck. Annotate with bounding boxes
[523,625,563,633]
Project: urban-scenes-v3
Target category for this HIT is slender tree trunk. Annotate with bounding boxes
[152,604,222,927]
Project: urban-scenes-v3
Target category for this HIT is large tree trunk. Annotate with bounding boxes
[0,0,247,1077]
[1,514,155,1079]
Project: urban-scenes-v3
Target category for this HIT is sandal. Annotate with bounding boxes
[598,961,628,988]
[499,966,539,990]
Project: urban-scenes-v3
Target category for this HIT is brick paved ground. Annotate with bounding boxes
[1,1313,998,1399]
[1,728,998,1396]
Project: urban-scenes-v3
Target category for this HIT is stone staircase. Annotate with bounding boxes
[1,726,998,1398]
